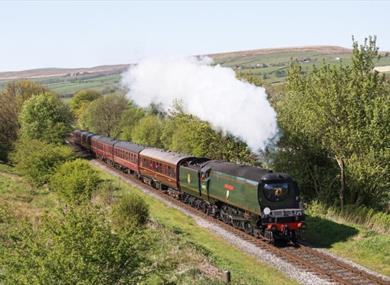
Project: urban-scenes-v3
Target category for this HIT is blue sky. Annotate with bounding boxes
[0,1,389,71]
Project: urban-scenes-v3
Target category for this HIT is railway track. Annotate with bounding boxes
[72,144,390,285]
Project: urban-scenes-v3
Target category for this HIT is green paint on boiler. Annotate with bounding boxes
[208,170,260,215]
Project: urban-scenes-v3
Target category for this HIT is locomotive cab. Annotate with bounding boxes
[259,173,305,242]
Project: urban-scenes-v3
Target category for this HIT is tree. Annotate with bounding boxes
[276,37,390,209]
[81,94,128,137]
[118,102,145,141]
[49,159,101,204]
[19,92,74,144]
[0,80,47,161]
[131,115,163,147]
[1,80,47,111]
[70,89,102,119]
[11,139,75,186]
[161,111,255,163]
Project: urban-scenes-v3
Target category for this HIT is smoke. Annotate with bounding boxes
[122,56,278,152]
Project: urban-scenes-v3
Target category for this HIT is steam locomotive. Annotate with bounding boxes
[73,130,305,243]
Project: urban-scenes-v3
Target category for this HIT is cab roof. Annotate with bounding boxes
[202,160,272,182]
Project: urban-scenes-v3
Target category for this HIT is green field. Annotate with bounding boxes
[213,49,390,85]
[0,73,124,99]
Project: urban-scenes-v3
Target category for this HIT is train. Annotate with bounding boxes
[72,129,305,243]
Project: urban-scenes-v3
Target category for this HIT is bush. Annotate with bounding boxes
[1,205,151,285]
[112,193,149,228]
[11,139,75,186]
[50,159,101,204]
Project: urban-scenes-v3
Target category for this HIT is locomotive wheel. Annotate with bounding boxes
[244,222,253,235]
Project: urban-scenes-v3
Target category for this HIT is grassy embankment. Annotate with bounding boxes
[304,204,390,276]
[0,162,296,285]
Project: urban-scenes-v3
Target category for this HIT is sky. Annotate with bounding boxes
[0,1,389,71]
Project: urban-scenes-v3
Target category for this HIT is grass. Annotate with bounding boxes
[0,164,60,222]
[96,167,297,285]
[304,215,390,276]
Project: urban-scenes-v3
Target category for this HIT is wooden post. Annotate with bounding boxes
[223,271,231,283]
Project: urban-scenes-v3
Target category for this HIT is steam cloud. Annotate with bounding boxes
[122,56,278,152]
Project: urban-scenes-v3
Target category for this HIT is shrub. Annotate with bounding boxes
[112,193,149,229]
[11,139,75,186]
[1,205,151,285]
[50,159,101,204]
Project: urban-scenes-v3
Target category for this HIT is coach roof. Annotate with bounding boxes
[140,148,193,165]
[115,141,145,153]
[92,135,117,146]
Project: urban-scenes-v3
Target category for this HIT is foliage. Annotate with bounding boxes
[236,72,264,86]
[11,139,75,186]
[118,102,145,141]
[1,204,151,285]
[50,159,101,204]
[70,89,102,119]
[80,94,128,137]
[274,37,390,209]
[161,111,255,163]
[131,115,163,147]
[0,80,47,161]
[112,193,149,229]
[161,112,217,157]
[1,80,48,111]
[19,92,74,144]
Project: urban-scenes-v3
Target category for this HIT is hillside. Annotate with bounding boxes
[1,45,389,97]
[211,45,390,85]
[0,64,129,80]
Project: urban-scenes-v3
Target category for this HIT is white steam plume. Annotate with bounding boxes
[122,56,278,152]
